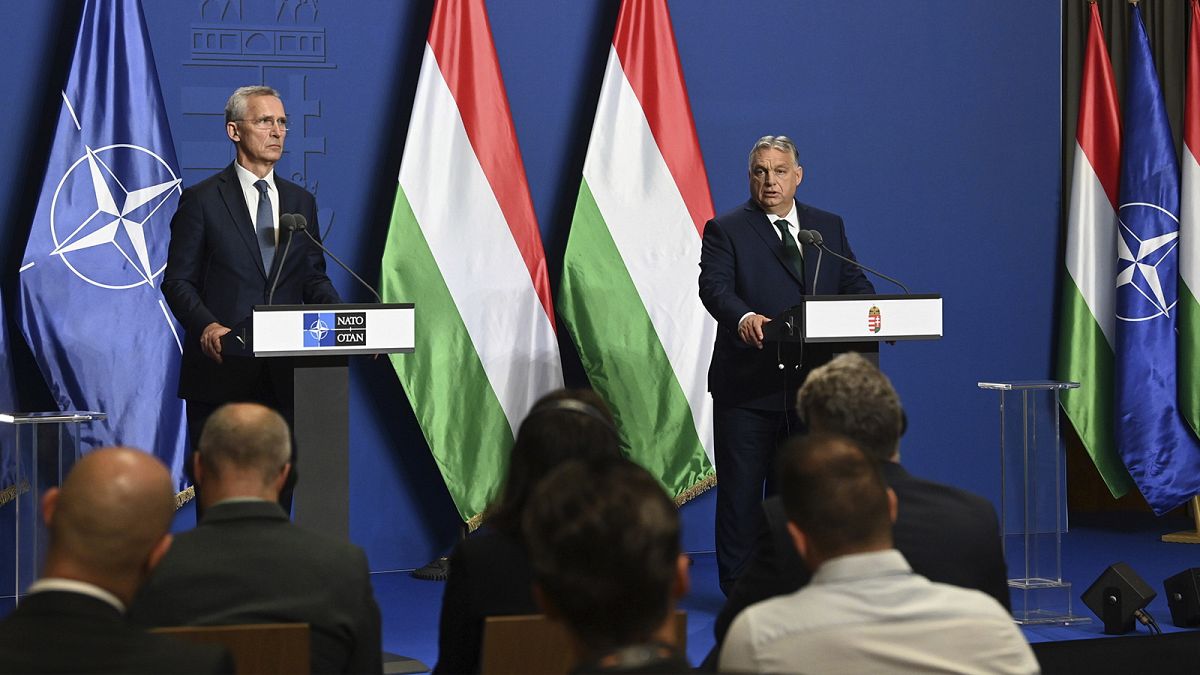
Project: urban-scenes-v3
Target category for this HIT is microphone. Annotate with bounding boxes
[795,230,824,292]
[802,229,911,294]
[289,214,383,303]
[267,214,299,305]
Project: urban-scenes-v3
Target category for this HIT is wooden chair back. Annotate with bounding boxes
[481,611,686,675]
[151,622,310,675]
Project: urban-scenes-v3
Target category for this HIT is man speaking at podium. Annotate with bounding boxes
[699,135,874,595]
[162,85,341,513]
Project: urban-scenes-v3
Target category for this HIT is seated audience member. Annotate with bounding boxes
[710,352,1010,659]
[719,434,1036,674]
[129,403,381,674]
[434,389,622,674]
[0,447,232,674]
[524,457,691,674]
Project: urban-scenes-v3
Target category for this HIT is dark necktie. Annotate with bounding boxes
[774,219,804,283]
[254,179,275,273]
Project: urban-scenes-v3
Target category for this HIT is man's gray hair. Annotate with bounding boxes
[797,352,904,462]
[198,403,291,482]
[748,135,800,171]
[225,85,281,124]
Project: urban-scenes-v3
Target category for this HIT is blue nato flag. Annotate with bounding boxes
[1114,4,1200,515]
[15,0,189,491]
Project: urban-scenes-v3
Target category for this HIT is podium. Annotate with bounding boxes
[977,380,1089,625]
[1,411,106,601]
[762,294,943,347]
[226,303,414,540]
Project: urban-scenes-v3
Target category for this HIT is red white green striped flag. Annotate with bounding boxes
[380,0,563,525]
[1180,0,1200,438]
[1057,2,1133,496]
[558,0,716,501]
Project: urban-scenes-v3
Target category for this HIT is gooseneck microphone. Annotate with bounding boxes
[287,214,383,303]
[795,229,824,291]
[798,229,910,294]
[267,214,299,305]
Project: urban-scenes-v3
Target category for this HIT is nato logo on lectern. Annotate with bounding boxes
[304,311,366,348]
[46,144,181,289]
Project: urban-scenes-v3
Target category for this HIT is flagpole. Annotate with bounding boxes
[1161,496,1200,543]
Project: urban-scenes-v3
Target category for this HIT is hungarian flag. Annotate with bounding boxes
[1180,0,1200,438]
[1112,3,1200,514]
[379,0,562,525]
[1057,2,1132,496]
[558,0,716,501]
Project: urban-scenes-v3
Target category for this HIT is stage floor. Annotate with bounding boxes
[374,511,1200,671]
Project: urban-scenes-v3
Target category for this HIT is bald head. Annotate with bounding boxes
[196,403,291,504]
[43,447,175,592]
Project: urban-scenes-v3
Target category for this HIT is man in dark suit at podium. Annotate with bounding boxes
[699,135,874,594]
[162,85,341,512]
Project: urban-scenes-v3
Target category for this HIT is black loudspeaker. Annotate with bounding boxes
[1164,568,1200,627]
[1081,562,1158,634]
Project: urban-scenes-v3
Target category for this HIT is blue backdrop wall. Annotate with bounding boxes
[0,1,1062,571]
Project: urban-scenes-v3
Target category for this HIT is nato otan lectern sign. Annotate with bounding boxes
[251,303,414,357]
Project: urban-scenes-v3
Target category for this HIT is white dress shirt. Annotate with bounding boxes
[233,162,279,247]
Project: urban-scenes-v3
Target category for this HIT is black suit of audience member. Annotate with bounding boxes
[0,591,231,674]
[433,527,538,674]
[128,403,381,674]
[433,390,623,674]
[131,500,381,674]
[713,461,1010,650]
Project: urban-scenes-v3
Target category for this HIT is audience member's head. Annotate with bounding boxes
[777,433,897,570]
[796,352,904,462]
[523,456,687,658]
[195,402,291,508]
[484,388,621,534]
[41,447,176,603]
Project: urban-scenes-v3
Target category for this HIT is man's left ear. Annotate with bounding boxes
[886,487,898,524]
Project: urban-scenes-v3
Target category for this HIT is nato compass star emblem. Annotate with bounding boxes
[48,144,181,289]
[1116,201,1179,322]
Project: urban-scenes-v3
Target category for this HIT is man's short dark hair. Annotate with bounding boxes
[197,403,290,483]
[523,457,679,653]
[778,433,892,556]
[797,352,904,461]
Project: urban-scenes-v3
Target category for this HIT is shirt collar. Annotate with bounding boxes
[28,578,126,613]
[811,549,912,586]
[768,202,799,234]
[234,161,275,193]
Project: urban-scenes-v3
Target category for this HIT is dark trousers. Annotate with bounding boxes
[713,402,801,595]
[184,391,297,519]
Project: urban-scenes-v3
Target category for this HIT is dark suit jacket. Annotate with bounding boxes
[0,590,232,674]
[699,200,874,409]
[162,163,341,404]
[711,462,1010,654]
[129,500,382,674]
[433,527,538,675]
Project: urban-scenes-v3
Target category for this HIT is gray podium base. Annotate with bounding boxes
[292,356,350,540]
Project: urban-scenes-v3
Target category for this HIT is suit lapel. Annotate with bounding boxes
[744,201,804,287]
[217,164,268,280]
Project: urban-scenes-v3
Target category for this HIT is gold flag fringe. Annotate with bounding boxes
[674,472,716,507]
[0,480,30,508]
[174,485,194,510]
